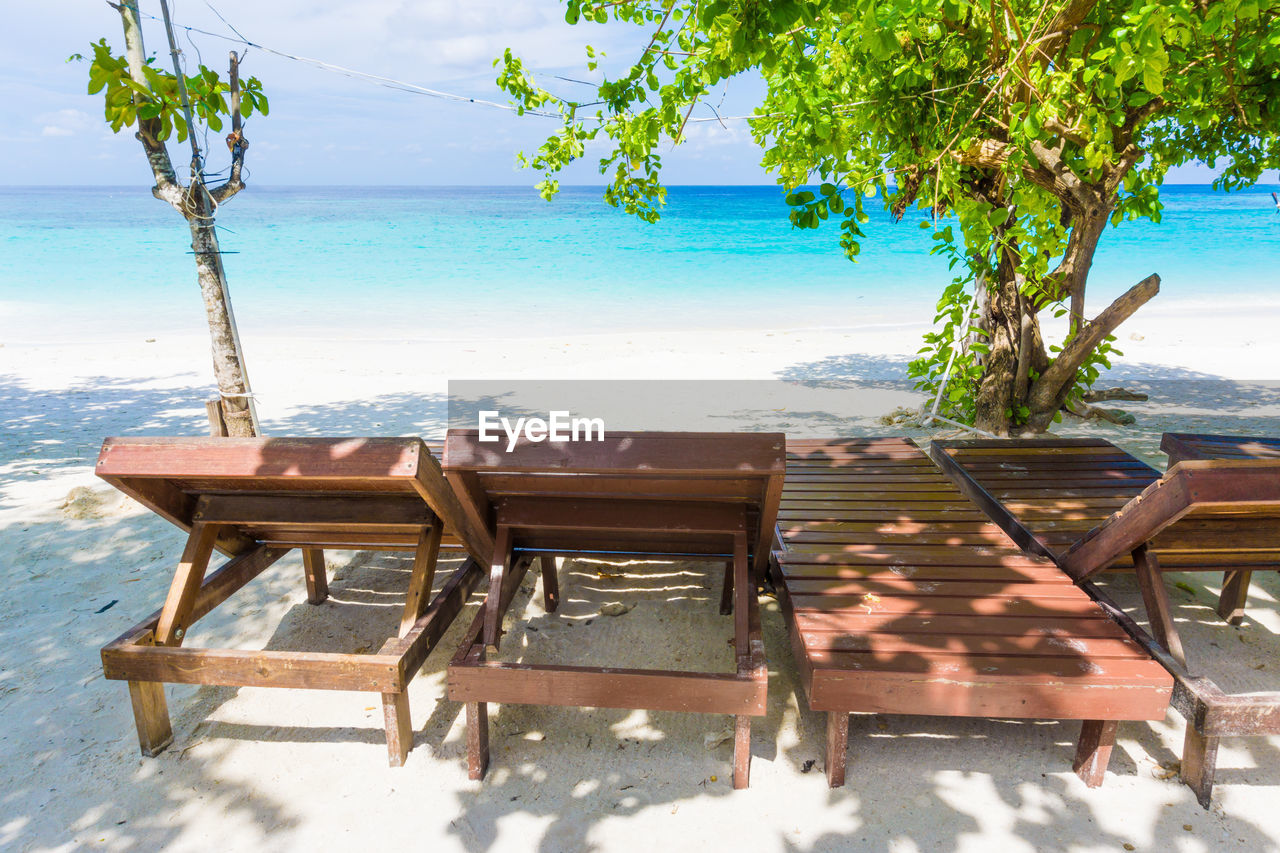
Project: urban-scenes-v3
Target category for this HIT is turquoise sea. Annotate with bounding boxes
[1,185,1278,342]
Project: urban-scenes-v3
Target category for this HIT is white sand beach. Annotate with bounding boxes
[2,303,1279,852]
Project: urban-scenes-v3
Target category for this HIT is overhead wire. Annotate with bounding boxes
[146,5,978,128]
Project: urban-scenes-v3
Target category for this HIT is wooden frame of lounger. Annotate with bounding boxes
[96,437,493,766]
[1160,433,1280,624]
[773,438,1172,789]
[443,430,785,789]
[931,438,1280,807]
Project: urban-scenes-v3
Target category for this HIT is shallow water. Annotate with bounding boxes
[1,184,1278,342]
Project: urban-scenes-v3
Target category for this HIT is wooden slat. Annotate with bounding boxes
[798,631,1144,659]
[194,493,431,527]
[808,669,1170,720]
[785,578,1091,600]
[480,474,761,501]
[102,645,403,692]
[787,593,1105,618]
[808,650,1170,682]
[792,611,1130,639]
[445,430,786,476]
[448,662,765,714]
[497,496,746,534]
[98,436,423,480]
[779,561,1073,583]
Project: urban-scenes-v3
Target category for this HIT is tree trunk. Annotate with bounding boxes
[972,248,1023,435]
[117,1,258,436]
[1058,210,1108,333]
[189,190,256,436]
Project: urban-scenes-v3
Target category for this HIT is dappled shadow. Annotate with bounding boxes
[4,374,1280,849]
[774,352,913,382]
[444,556,768,852]
[0,375,303,848]
[769,437,1279,851]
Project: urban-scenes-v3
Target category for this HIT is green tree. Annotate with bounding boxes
[497,0,1280,434]
[74,1,268,435]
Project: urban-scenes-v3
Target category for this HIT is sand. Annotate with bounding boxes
[1,304,1278,852]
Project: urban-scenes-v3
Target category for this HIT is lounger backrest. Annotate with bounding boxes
[930,438,1280,578]
[96,437,492,561]
[1061,460,1280,580]
[442,430,785,571]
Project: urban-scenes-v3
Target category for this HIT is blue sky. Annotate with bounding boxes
[2,1,1256,187]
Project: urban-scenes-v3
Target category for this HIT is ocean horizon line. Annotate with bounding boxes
[4,181,1274,191]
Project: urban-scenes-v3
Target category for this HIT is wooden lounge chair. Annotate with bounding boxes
[96,436,493,766]
[931,437,1280,806]
[443,430,784,789]
[773,438,1172,789]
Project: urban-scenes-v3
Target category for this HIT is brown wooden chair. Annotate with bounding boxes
[442,430,784,789]
[774,438,1172,789]
[931,437,1280,806]
[96,436,492,766]
[1159,433,1280,624]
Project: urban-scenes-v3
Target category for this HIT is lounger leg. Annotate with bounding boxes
[483,527,513,653]
[302,548,328,605]
[539,555,559,613]
[155,523,220,646]
[826,712,849,788]
[127,680,173,756]
[1132,546,1188,670]
[1073,719,1119,788]
[1216,569,1252,626]
[400,523,443,636]
[467,701,490,780]
[719,560,734,616]
[732,714,752,789]
[1181,725,1220,809]
[382,690,412,767]
[125,524,218,756]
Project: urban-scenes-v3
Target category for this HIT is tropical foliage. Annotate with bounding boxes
[498,0,1280,432]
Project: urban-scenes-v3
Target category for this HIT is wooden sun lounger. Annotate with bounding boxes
[443,430,784,789]
[1160,434,1280,624]
[931,437,1280,806]
[773,438,1172,789]
[96,436,493,766]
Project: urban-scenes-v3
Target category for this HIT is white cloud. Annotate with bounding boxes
[37,108,95,138]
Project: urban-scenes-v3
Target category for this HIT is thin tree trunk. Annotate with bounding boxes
[189,189,256,435]
[972,248,1023,435]
[117,1,258,436]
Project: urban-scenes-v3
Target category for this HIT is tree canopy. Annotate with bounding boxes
[499,0,1280,432]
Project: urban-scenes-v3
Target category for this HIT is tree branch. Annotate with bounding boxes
[210,50,247,205]
[1040,0,1101,58]
[1025,273,1160,424]
[954,137,1094,212]
[118,1,186,212]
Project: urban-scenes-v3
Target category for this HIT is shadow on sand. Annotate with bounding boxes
[1,373,1278,849]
